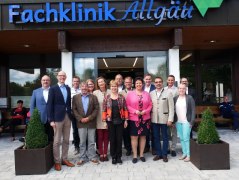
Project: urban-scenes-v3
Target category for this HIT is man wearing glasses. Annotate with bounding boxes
[150,77,174,163]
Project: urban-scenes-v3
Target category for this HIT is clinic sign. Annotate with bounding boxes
[8,0,223,26]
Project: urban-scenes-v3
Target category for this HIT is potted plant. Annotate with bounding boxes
[15,109,54,175]
[190,108,230,170]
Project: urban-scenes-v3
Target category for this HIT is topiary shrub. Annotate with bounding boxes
[197,108,220,144]
[25,108,48,149]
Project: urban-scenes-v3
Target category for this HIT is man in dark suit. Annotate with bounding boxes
[143,73,156,153]
[47,71,74,171]
[72,82,99,165]
[30,75,53,142]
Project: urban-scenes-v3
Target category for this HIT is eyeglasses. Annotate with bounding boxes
[88,84,94,86]
[155,81,162,83]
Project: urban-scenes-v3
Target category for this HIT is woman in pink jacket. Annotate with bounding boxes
[126,77,152,163]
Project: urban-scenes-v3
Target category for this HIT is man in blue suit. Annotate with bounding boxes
[47,71,74,171]
[30,75,53,142]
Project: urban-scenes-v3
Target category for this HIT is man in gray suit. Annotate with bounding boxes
[30,75,53,141]
[150,77,174,162]
[72,82,99,165]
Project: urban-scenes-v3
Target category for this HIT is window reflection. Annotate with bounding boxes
[9,69,40,108]
[74,58,95,81]
[201,64,232,104]
[146,56,167,85]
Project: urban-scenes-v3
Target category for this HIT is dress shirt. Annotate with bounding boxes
[42,87,50,103]
[58,83,67,103]
[81,94,89,115]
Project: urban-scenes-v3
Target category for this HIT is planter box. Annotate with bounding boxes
[190,139,230,170]
[15,143,54,175]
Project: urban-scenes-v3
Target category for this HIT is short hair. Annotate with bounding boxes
[180,77,188,83]
[155,76,163,82]
[144,73,152,78]
[80,81,87,87]
[124,76,132,81]
[73,76,80,81]
[134,77,144,85]
[17,100,23,104]
[115,74,123,79]
[96,76,107,90]
[168,75,175,80]
[109,80,118,87]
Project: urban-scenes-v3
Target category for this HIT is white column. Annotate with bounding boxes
[61,52,73,87]
[168,48,180,86]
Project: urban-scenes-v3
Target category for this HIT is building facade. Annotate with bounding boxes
[1,0,239,108]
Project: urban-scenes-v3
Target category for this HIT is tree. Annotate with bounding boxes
[197,108,220,144]
[25,109,48,149]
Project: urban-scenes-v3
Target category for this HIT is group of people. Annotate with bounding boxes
[1,71,196,171]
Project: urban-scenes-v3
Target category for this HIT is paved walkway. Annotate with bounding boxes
[0,129,239,180]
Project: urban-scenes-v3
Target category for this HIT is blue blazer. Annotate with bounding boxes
[30,87,48,124]
[143,84,156,92]
[47,84,72,122]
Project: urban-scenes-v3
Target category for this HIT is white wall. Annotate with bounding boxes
[168,49,180,86]
[61,52,73,87]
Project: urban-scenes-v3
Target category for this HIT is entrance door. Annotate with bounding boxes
[98,57,144,82]
[74,51,167,82]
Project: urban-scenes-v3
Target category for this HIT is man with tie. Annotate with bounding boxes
[47,71,75,171]
[30,75,53,142]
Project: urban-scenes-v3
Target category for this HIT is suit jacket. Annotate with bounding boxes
[173,95,195,126]
[72,93,99,128]
[150,89,174,124]
[30,87,48,124]
[143,84,156,92]
[47,84,72,122]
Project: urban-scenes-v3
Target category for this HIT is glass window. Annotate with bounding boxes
[201,64,232,104]
[9,68,40,108]
[146,56,167,85]
[73,58,96,81]
[46,68,61,85]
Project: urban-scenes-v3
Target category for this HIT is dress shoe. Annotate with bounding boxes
[77,160,84,166]
[167,150,170,154]
[62,160,75,167]
[153,155,162,161]
[140,157,146,162]
[112,158,117,165]
[184,157,190,162]
[163,156,168,163]
[54,163,61,171]
[91,159,99,165]
[99,156,104,162]
[126,150,131,156]
[104,156,109,161]
[171,150,177,157]
[132,158,138,164]
[117,157,122,164]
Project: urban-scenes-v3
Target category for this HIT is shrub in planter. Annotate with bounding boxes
[25,109,48,149]
[15,108,53,175]
[197,108,219,144]
[191,108,230,170]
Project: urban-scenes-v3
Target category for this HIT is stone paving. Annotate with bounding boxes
[0,129,239,180]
